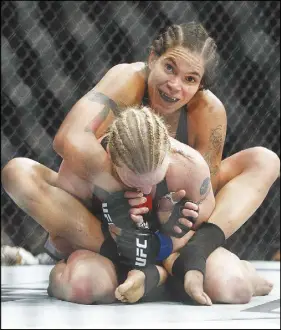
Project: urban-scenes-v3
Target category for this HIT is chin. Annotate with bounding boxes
[153,103,175,115]
[159,107,179,116]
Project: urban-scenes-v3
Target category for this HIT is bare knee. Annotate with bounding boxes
[48,261,68,299]
[50,251,118,305]
[248,147,280,181]
[212,276,252,304]
[2,158,41,200]
[204,248,252,304]
[230,276,252,304]
[2,158,21,192]
[69,252,118,304]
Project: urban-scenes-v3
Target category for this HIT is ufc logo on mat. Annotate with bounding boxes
[135,238,147,267]
[102,203,113,225]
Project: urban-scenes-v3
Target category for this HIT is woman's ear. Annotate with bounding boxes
[106,146,111,158]
[198,82,204,91]
[148,51,158,70]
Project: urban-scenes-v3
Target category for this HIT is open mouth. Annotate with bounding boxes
[158,89,180,103]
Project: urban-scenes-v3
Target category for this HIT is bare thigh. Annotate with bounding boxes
[217,147,279,192]
[2,157,61,232]
[2,157,104,252]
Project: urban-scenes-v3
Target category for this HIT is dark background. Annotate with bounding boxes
[1,1,280,259]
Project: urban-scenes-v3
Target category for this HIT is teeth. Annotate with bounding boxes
[159,90,178,103]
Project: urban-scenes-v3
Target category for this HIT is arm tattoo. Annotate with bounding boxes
[204,152,219,176]
[200,177,210,195]
[203,125,224,176]
[197,177,211,204]
[84,91,121,133]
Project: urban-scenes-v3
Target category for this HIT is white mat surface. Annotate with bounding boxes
[1,261,280,329]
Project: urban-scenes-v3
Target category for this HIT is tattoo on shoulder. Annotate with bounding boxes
[85,91,120,114]
[84,91,121,133]
[200,177,210,196]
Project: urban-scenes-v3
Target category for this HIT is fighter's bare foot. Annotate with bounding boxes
[184,270,212,306]
[115,269,145,303]
[241,261,273,296]
[252,275,273,296]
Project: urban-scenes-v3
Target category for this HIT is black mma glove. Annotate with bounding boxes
[116,228,173,269]
[172,222,225,281]
[102,190,137,230]
[102,190,173,268]
[160,198,199,238]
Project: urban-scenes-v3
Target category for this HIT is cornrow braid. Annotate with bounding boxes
[108,106,171,174]
[113,113,140,171]
[150,22,220,89]
[200,37,219,89]
[131,110,149,171]
[173,24,184,45]
[140,109,155,171]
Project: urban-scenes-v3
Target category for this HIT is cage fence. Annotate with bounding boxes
[1,1,280,261]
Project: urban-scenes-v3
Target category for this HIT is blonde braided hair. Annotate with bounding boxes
[108,106,171,174]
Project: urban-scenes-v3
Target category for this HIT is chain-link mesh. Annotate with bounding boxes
[1,1,280,260]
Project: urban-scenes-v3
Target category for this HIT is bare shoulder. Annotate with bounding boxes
[170,137,207,163]
[167,138,210,191]
[103,62,146,79]
[92,62,147,106]
[188,89,226,116]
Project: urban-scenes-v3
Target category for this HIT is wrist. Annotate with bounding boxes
[173,245,206,280]
[171,222,225,280]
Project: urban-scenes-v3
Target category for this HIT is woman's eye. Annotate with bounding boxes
[186,76,196,83]
[165,64,174,72]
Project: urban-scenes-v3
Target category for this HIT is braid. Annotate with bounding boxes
[117,115,141,172]
[109,129,124,167]
[131,110,149,172]
[145,110,156,171]
[153,114,161,167]
[165,26,175,49]
[173,24,184,45]
[200,37,217,62]
[108,106,171,174]
[109,115,134,172]
[154,37,164,56]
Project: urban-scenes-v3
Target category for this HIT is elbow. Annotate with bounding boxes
[53,133,91,166]
[53,133,64,154]
[53,131,76,157]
